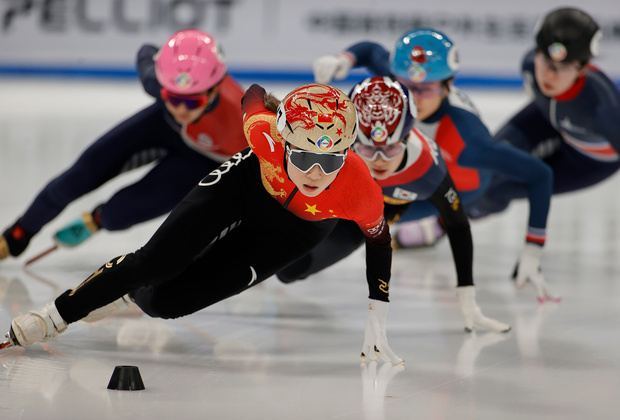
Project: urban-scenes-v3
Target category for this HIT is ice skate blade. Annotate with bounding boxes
[0,332,17,350]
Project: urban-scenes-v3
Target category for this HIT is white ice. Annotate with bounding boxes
[0,78,619,420]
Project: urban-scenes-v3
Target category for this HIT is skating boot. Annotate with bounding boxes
[1,302,67,348]
[0,222,34,260]
[54,211,100,247]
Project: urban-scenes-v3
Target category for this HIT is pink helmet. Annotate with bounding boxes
[155,29,226,95]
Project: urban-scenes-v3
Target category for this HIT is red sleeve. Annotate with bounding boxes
[242,84,283,156]
[242,84,269,118]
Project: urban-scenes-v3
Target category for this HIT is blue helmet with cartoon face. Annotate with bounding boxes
[389,28,460,83]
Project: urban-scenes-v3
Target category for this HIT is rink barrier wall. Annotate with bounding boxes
[0,65,563,89]
[2,0,619,89]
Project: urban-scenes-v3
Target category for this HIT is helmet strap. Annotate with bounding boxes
[441,78,453,93]
[396,147,408,172]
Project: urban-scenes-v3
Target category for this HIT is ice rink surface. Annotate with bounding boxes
[1,78,620,419]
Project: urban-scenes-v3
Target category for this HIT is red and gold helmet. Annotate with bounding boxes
[276,84,358,153]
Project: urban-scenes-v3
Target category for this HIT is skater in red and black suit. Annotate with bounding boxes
[3,84,403,365]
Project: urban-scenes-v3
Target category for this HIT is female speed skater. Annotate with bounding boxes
[312,28,556,302]
[468,8,620,245]
[0,29,247,264]
[278,76,511,332]
[1,83,403,365]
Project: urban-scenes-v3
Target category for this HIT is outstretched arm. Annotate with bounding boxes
[358,215,403,364]
[429,174,511,332]
[137,44,162,98]
[313,41,391,83]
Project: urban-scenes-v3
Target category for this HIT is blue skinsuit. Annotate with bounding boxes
[471,49,620,218]
[345,42,552,242]
[17,45,243,235]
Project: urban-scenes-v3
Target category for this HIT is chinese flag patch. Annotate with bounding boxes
[317,113,333,123]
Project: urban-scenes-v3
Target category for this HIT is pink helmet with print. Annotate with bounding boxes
[155,29,226,95]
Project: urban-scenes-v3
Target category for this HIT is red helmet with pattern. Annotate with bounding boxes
[276,84,358,153]
[349,76,417,146]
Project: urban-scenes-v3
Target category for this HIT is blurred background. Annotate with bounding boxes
[1,0,619,86]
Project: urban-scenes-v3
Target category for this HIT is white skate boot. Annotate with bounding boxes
[9,302,68,347]
[81,294,141,323]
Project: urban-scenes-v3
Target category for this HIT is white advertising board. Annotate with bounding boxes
[1,0,619,83]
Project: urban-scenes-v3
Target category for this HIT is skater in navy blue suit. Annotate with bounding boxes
[0,29,247,263]
[312,28,556,302]
[468,8,620,300]
[471,7,620,207]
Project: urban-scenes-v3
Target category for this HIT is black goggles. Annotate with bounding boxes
[160,88,209,110]
[286,145,347,175]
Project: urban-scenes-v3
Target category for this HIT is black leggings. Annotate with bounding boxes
[55,149,337,323]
